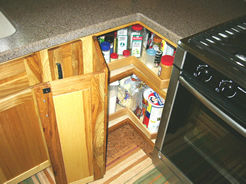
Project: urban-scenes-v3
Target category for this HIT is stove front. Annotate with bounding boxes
[153,15,246,184]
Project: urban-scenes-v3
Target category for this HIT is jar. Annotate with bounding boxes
[146,48,156,69]
[123,50,130,58]
[101,41,111,63]
[159,55,174,80]
[105,36,114,54]
[110,53,118,62]
[131,35,143,58]
[128,24,144,50]
[153,35,162,51]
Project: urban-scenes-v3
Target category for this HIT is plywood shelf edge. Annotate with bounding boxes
[107,56,168,99]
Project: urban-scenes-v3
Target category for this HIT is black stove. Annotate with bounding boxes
[179,15,246,88]
[176,15,246,130]
[154,15,246,184]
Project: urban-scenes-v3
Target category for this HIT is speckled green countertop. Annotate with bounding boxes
[0,0,246,63]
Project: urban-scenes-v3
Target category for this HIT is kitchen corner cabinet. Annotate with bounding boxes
[0,21,175,184]
[33,36,108,184]
[96,21,177,141]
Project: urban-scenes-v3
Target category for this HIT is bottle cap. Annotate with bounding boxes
[110,53,118,59]
[146,48,157,56]
[132,24,143,31]
[123,50,130,56]
[153,35,162,43]
[161,55,174,66]
[101,42,110,51]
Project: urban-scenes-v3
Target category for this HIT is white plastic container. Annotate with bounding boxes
[146,48,156,69]
[108,81,119,114]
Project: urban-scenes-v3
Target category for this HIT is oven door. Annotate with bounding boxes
[156,69,246,184]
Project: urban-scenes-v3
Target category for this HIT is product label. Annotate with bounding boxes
[131,35,143,58]
[130,32,140,48]
[117,35,128,55]
[166,43,175,56]
[153,44,160,51]
[147,92,164,133]
[117,28,128,36]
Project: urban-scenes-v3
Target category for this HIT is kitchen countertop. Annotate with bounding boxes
[0,0,246,63]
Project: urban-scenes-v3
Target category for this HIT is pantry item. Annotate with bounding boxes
[98,35,105,44]
[154,50,163,67]
[153,35,162,51]
[119,76,131,91]
[113,31,117,53]
[117,86,132,108]
[158,55,174,80]
[143,28,151,48]
[101,41,110,63]
[162,41,175,56]
[146,48,156,69]
[123,50,130,58]
[117,35,128,55]
[143,92,164,133]
[117,28,128,36]
[128,24,144,50]
[142,88,154,121]
[110,53,118,62]
[131,35,143,58]
[105,36,114,54]
[117,28,128,55]
[108,81,119,114]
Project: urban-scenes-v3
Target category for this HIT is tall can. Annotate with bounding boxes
[143,92,164,133]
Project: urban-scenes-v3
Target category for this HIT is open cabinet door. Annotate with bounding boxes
[33,72,106,184]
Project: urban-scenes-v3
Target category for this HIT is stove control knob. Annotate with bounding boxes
[219,80,237,98]
[196,65,212,82]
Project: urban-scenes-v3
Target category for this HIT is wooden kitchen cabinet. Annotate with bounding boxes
[0,57,51,184]
[0,21,175,184]
[33,36,108,184]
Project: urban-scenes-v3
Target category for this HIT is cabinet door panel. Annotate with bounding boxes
[48,40,83,80]
[34,72,106,184]
[0,88,49,181]
[53,89,93,183]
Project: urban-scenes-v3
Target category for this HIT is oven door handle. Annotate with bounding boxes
[179,75,246,137]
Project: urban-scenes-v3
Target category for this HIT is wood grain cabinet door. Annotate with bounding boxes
[0,88,50,184]
[34,72,106,184]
